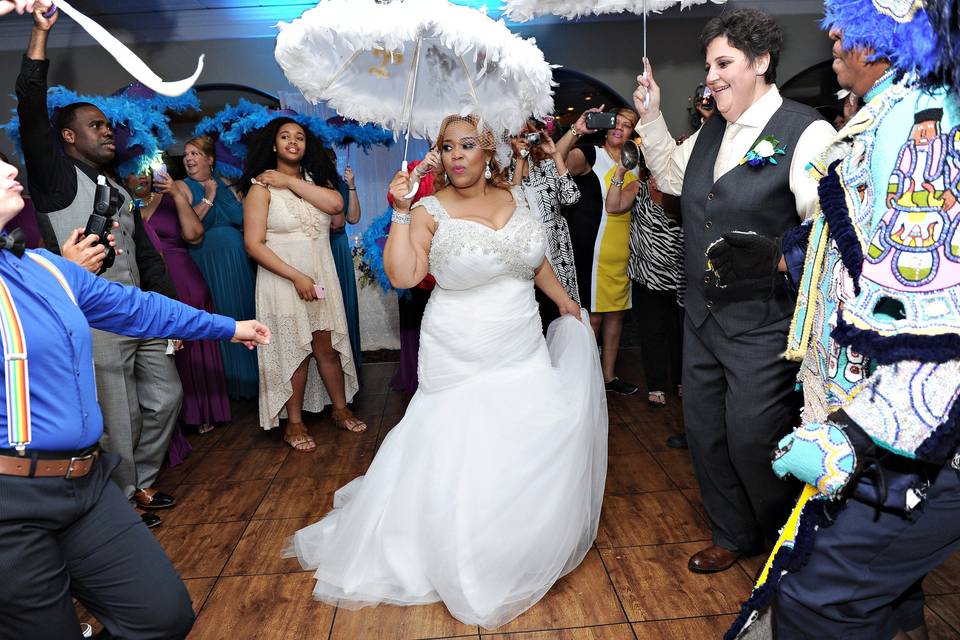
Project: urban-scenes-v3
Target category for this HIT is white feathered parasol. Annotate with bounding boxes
[501,0,724,21]
[274,0,555,187]
[501,0,726,108]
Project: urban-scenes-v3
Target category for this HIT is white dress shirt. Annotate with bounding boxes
[636,85,836,220]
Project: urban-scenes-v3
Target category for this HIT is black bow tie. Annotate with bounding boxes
[0,228,26,258]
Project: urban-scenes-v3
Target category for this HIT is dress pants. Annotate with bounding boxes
[93,332,183,499]
[0,453,194,639]
[682,313,800,553]
[776,459,960,639]
[632,283,682,393]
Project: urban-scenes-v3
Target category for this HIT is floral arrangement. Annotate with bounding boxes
[740,135,787,168]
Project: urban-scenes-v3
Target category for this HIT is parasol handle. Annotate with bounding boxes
[400,36,425,200]
[401,130,421,200]
[642,4,650,110]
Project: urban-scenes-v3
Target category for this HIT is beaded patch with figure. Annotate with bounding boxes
[842,89,960,339]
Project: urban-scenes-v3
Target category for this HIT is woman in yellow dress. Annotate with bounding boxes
[558,107,641,394]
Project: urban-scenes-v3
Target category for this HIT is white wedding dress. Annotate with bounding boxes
[287,187,608,629]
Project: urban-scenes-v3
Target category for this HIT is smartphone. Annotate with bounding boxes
[585,111,617,130]
[151,163,169,191]
[314,284,326,299]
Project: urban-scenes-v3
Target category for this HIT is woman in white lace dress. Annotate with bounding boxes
[286,115,608,628]
[241,118,364,450]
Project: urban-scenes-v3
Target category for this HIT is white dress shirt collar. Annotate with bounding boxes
[731,84,783,130]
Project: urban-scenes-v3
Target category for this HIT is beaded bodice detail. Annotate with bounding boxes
[414,187,546,291]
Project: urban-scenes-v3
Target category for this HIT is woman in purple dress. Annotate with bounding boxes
[126,172,232,448]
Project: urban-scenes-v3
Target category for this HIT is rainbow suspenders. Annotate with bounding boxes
[0,253,76,453]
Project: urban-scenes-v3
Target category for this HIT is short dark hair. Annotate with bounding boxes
[700,9,782,84]
[54,102,99,136]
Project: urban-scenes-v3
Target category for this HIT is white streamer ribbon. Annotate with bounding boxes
[54,0,204,97]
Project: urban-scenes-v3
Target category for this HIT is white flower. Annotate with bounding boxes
[753,139,776,158]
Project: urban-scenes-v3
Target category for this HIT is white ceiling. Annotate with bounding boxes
[0,0,826,51]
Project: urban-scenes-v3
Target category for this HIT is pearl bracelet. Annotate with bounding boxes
[201,197,214,207]
[391,210,412,225]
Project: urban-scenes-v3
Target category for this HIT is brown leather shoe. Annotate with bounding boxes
[687,545,741,574]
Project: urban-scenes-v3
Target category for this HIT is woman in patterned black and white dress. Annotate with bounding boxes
[628,171,684,408]
[509,121,581,328]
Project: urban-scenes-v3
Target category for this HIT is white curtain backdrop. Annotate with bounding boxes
[279,91,432,351]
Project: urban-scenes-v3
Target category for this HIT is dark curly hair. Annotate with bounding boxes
[700,8,783,85]
[239,117,339,196]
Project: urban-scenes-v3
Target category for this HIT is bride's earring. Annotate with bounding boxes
[484,161,493,180]
[273,146,277,152]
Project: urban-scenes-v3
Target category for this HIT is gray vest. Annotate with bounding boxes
[680,99,820,337]
[39,166,141,288]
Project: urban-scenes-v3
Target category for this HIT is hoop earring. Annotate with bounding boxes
[484,161,493,180]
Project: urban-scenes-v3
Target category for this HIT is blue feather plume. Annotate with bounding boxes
[822,0,939,78]
[1,86,198,177]
[192,99,394,179]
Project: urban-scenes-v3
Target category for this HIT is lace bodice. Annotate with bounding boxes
[267,184,329,240]
[414,187,546,291]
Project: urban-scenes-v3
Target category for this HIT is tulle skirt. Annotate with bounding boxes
[286,279,607,629]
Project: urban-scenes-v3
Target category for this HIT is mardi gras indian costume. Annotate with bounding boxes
[724,1,960,638]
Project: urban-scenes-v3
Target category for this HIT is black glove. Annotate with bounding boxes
[707,231,782,284]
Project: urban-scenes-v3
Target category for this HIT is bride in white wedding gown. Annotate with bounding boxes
[286,115,608,629]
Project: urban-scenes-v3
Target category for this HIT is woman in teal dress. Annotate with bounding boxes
[329,164,362,368]
[177,135,259,398]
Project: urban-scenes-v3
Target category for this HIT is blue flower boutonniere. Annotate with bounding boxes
[740,135,787,168]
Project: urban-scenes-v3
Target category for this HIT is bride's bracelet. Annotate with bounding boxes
[392,210,412,225]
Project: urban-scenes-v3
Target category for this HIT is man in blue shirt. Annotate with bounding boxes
[0,155,271,638]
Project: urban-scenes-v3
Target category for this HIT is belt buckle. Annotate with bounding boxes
[64,452,94,479]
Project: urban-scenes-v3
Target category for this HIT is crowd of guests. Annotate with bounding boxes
[7,6,369,528]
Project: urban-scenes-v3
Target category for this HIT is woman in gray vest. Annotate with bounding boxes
[632,8,836,573]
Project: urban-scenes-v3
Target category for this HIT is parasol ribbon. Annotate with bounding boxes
[44,1,204,97]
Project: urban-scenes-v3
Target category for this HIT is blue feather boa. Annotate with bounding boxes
[360,207,411,298]
[822,0,938,78]
[1,86,198,178]
[192,99,394,179]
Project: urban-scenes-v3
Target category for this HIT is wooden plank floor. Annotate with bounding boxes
[80,353,960,639]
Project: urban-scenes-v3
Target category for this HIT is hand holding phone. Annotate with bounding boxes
[151,163,169,192]
[585,112,616,130]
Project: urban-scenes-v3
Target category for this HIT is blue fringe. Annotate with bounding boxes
[1,86,198,177]
[818,160,863,296]
[360,207,410,298]
[822,0,939,78]
[724,499,828,640]
[192,99,394,179]
[832,315,960,364]
[782,220,811,296]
